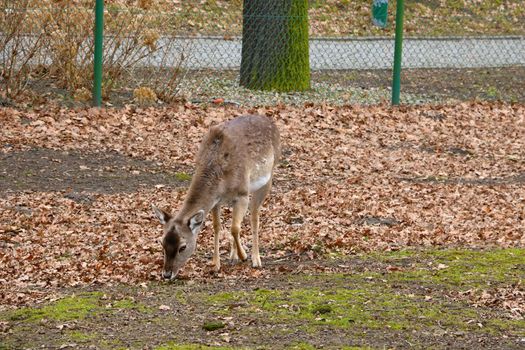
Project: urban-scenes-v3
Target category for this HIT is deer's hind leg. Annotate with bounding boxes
[211,204,221,272]
[249,180,272,268]
[230,195,249,262]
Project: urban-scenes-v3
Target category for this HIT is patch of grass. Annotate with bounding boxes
[371,248,524,289]
[112,298,137,309]
[2,293,151,324]
[3,249,523,349]
[98,339,128,349]
[201,248,524,338]
[66,330,97,342]
[204,283,480,332]
[155,343,235,350]
[485,318,525,336]
[6,292,103,322]
[174,172,192,182]
[486,86,501,99]
[202,320,225,331]
[311,304,332,315]
[287,342,316,350]
[112,297,152,313]
[206,291,248,305]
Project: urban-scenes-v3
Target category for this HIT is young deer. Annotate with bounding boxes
[152,115,280,280]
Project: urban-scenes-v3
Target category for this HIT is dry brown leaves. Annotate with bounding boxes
[1,102,524,307]
[451,283,525,320]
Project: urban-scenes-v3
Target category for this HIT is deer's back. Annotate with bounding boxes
[194,115,280,195]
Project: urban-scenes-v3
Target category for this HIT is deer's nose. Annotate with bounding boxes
[163,271,172,280]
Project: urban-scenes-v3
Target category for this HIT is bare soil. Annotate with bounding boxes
[0,148,190,195]
[2,67,524,108]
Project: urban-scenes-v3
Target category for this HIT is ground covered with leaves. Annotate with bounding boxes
[0,102,524,348]
[103,0,525,37]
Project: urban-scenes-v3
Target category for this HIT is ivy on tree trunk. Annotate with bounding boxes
[240,0,310,92]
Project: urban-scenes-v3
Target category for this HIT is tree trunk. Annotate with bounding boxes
[240,0,310,92]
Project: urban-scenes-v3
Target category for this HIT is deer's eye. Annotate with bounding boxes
[178,245,187,253]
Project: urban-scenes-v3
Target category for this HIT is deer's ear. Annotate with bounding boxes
[152,204,171,225]
[188,210,205,235]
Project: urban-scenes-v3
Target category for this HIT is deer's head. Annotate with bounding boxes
[152,205,204,280]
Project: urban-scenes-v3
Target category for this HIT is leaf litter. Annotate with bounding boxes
[0,102,524,310]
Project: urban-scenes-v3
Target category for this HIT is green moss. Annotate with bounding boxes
[439,249,521,286]
[206,291,240,304]
[287,342,316,350]
[112,298,136,309]
[3,248,523,349]
[66,330,97,342]
[199,248,524,338]
[155,343,235,350]
[371,249,418,259]
[486,318,525,335]
[174,172,192,182]
[3,293,151,324]
[374,248,525,289]
[202,321,225,332]
[112,298,151,313]
[311,304,332,315]
[240,0,310,92]
[7,292,103,322]
[99,338,131,349]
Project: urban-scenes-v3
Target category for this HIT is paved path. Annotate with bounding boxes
[3,35,523,70]
[148,36,524,70]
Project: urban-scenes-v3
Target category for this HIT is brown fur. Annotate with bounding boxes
[179,115,280,221]
[153,114,280,278]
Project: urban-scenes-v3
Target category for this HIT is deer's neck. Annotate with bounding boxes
[176,175,222,222]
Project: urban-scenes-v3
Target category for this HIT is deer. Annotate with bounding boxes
[152,114,281,280]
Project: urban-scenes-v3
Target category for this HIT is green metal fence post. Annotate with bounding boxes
[391,0,404,105]
[93,0,104,107]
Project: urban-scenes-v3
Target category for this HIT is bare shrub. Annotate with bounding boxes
[128,31,193,103]
[43,3,93,91]
[1,0,191,103]
[0,0,49,98]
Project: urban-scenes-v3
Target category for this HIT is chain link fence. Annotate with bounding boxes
[1,0,524,106]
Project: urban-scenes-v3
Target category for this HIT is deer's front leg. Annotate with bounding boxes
[211,205,221,272]
[231,196,249,262]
